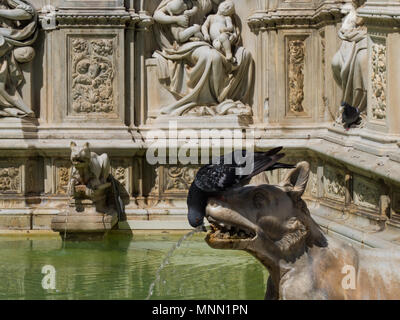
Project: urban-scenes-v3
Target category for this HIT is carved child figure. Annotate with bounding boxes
[164,0,203,44]
[202,0,237,63]
[69,141,111,199]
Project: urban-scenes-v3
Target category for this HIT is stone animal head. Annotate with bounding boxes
[70,141,91,168]
[205,161,327,266]
[218,0,235,16]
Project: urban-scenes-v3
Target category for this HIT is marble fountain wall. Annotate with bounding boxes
[0,0,399,248]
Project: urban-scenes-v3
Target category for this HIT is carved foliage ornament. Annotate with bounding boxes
[56,164,71,195]
[165,166,198,192]
[71,38,115,114]
[371,42,387,121]
[288,39,305,113]
[0,167,21,193]
[324,166,346,201]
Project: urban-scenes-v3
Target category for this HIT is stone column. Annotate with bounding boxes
[359,0,400,135]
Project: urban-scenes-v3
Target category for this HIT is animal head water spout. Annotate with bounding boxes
[205,161,327,266]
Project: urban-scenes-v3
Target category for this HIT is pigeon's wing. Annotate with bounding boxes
[214,147,283,166]
[194,164,240,193]
[270,162,296,170]
[238,152,286,185]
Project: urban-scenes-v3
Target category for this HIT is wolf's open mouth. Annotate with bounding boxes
[207,220,256,241]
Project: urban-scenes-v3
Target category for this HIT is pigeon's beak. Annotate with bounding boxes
[188,207,205,228]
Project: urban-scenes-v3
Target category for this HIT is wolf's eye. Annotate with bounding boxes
[253,191,269,209]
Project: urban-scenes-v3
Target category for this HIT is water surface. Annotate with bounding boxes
[0,233,268,300]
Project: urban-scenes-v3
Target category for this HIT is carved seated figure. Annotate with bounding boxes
[165,0,203,44]
[69,141,111,203]
[204,162,400,299]
[202,0,238,63]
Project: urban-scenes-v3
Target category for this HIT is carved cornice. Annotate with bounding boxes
[39,8,151,29]
[248,3,343,32]
[358,4,400,29]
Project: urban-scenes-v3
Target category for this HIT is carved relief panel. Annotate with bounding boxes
[0,164,22,194]
[288,39,306,113]
[323,165,346,202]
[353,175,380,211]
[281,32,314,122]
[392,192,400,223]
[51,28,125,124]
[54,160,72,195]
[111,158,132,194]
[370,37,387,122]
[163,166,198,195]
[70,38,115,114]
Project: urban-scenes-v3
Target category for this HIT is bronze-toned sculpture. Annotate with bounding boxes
[205,162,400,299]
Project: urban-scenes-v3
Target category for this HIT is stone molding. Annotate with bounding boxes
[248,2,343,31]
[39,7,151,29]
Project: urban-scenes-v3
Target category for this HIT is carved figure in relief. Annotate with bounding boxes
[331,0,367,128]
[153,0,254,116]
[164,0,203,44]
[0,0,38,118]
[202,0,238,63]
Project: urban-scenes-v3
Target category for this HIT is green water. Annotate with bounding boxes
[0,233,268,300]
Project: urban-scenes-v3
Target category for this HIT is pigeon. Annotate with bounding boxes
[341,102,361,129]
[187,147,295,228]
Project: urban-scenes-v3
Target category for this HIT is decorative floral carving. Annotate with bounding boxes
[353,176,380,209]
[112,166,128,188]
[56,166,71,195]
[165,166,198,192]
[0,167,21,193]
[371,42,387,121]
[70,38,115,114]
[288,39,305,113]
[324,166,345,201]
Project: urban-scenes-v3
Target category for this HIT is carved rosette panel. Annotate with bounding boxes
[371,41,387,121]
[288,39,305,113]
[55,162,71,195]
[111,161,129,190]
[70,37,115,114]
[163,166,198,194]
[323,166,345,201]
[0,166,21,194]
[353,176,380,210]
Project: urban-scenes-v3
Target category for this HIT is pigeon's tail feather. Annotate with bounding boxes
[272,162,296,170]
[240,153,285,185]
[262,146,283,157]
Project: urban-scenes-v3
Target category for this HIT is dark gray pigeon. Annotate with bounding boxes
[187,147,295,228]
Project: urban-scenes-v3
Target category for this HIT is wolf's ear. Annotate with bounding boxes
[70,141,77,148]
[84,142,90,149]
[280,161,310,200]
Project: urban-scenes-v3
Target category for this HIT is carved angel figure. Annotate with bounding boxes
[0,0,37,118]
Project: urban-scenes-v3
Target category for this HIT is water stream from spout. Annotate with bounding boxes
[62,211,69,248]
[145,225,205,300]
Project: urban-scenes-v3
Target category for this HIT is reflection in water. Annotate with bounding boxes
[0,234,268,300]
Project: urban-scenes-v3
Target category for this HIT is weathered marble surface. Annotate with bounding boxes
[0,0,398,248]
